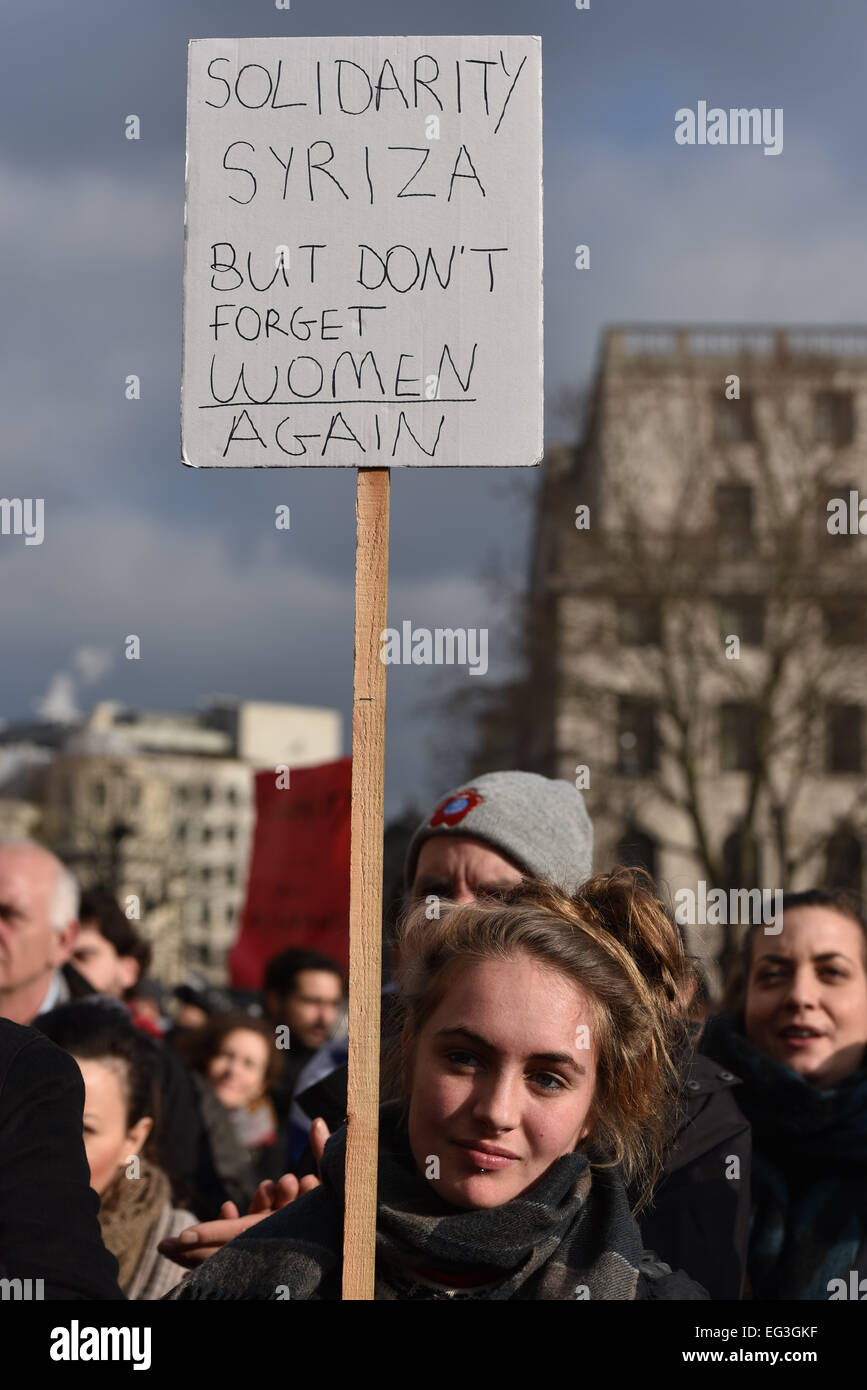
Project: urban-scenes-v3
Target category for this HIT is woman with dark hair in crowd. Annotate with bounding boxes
[166,871,708,1300]
[37,1001,197,1299]
[701,888,867,1300]
[184,1013,285,1193]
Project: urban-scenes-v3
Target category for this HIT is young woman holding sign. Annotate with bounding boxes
[165,871,707,1300]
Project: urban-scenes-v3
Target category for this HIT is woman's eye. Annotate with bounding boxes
[531,1072,566,1092]
[446,1050,478,1068]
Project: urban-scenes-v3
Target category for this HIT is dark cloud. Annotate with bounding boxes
[1,0,864,810]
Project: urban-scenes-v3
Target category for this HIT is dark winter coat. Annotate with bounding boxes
[0,1018,123,1299]
[631,1045,751,1300]
[701,1013,867,1300]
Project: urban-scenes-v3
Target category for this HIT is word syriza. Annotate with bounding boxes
[675,102,783,156]
[380,622,488,675]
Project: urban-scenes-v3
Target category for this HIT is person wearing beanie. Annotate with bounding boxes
[404,771,593,904]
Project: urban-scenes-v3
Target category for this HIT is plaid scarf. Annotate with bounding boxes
[701,1014,867,1300]
[165,1101,643,1301]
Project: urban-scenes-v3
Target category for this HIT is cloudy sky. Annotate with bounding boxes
[2,0,865,815]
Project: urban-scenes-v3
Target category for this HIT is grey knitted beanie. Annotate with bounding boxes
[403,771,593,895]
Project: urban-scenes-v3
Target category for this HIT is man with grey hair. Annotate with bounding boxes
[0,839,90,1026]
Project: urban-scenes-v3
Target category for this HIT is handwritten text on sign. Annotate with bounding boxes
[182,36,542,468]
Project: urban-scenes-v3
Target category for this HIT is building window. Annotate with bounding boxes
[225,903,235,923]
[226,787,239,806]
[720,702,759,772]
[814,390,854,446]
[91,780,106,808]
[615,827,657,879]
[226,825,237,843]
[826,705,863,773]
[176,821,187,843]
[226,866,236,885]
[200,902,211,925]
[201,865,212,882]
[617,599,661,646]
[718,596,765,646]
[617,697,657,775]
[202,785,214,806]
[715,485,753,558]
[57,779,72,811]
[713,391,757,444]
[188,942,210,965]
[202,826,213,844]
[722,826,761,888]
[822,598,865,646]
[825,829,862,898]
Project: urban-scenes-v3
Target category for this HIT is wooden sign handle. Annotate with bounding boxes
[342,467,390,1300]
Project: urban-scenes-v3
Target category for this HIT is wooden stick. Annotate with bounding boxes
[342,467,390,1300]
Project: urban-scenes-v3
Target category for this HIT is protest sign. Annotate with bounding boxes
[183,34,543,1299]
[182,36,542,469]
[228,758,351,990]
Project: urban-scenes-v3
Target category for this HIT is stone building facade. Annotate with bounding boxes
[511,325,867,985]
[0,698,341,987]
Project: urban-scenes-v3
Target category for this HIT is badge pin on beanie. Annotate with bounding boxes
[430,791,483,827]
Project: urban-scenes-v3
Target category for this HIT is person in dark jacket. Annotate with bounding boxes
[166,872,708,1300]
[0,839,242,1224]
[0,1017,123,1299]
[701,888,867,1300]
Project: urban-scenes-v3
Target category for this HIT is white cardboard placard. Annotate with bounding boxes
[182,36,542,468]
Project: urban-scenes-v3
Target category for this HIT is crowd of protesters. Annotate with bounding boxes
[1,769,866,1300]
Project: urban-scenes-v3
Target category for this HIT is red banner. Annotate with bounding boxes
[229,757,351,988]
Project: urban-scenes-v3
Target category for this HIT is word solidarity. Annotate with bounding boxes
[827,491,867,534]
[379,622,488,676]
[674,884,783,932]
[0,497,44,546]
[204,51,528,134]
[675,102,783,156]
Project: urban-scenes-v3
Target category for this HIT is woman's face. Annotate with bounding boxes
[77,1057,152,1196]
[745,907,867,1087]
[407,952,598,1209]
[207,1028,270,1109]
